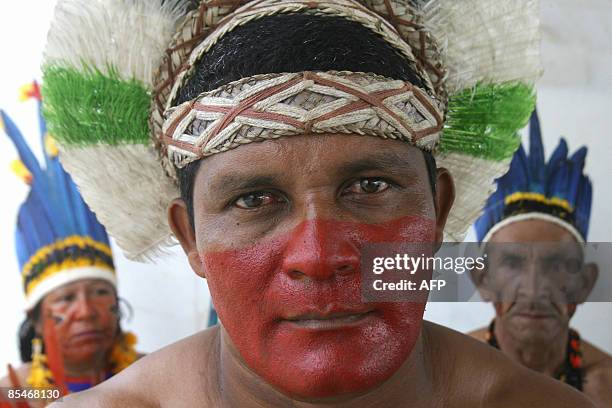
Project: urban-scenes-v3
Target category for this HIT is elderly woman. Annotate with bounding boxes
[0,84,138,408]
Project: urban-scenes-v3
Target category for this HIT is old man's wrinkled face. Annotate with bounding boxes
[479,219,598,343]
[170,134,454,399]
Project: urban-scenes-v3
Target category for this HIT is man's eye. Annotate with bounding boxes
[503,256,523,269]
[234,192,281,209]
[344,178,390,195]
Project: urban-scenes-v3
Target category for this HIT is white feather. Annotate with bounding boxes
[45,0,189,85]
[421,0,542,93]
[436,152,511,242]
[58,145,180,261]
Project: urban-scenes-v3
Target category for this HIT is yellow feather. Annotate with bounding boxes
[10,159,32,184]
[45,134,59,157]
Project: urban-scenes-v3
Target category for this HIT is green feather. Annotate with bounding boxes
[440,82,536,161]
[42,65,151,146]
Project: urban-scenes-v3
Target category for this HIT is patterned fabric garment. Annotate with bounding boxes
[486,320,583,391]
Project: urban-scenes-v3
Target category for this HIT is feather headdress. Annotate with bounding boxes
[1,82,116,309]
[475,110,592,243]
[41,0,541,260]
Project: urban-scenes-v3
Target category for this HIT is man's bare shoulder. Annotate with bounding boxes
[582,340,612,407]
[50,327,220,408]
[467,325,488,342]
[424,322,595,408]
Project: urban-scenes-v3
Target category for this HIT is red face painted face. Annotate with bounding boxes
[39,279,119,365]
[202,216,434,398]
[182,135,452,399]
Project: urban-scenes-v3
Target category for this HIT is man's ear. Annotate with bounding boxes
[434,167,455,245]
[168,198,205,279]
[469,258,495,302]
[576,262,599,303]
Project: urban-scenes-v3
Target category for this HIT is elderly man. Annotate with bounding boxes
[40,0,593,406]
[470,111,612,406]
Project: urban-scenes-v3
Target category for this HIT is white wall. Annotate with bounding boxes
[0,0,610,367]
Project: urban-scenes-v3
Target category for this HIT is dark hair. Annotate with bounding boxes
[18,305,41,363]
[176,13,437,224]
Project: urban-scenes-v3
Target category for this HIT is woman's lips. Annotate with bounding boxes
[283,310,377,330]
[70,330,105,342]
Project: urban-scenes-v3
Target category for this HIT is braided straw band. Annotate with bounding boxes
[162,71,443,168]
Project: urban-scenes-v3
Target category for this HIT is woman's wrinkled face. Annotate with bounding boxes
[171,134,453,399]
[484,220,592,342]
[38,279,119,364]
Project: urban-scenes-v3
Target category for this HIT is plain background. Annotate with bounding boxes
[0,0,610,365]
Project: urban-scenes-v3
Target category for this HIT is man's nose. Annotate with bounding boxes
[518,261,548,301]
[281,219,360,282]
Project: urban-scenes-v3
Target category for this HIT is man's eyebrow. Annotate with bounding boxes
[207,175,279,195]
[336,152,417,176]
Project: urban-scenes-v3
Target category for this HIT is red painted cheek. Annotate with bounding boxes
[202,216,435,398]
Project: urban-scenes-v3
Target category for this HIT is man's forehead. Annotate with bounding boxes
[196,134,428,190]
[488,242,582,260]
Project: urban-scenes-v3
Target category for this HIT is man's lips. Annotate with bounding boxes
[515,312,555,320]
[282,308,377,330]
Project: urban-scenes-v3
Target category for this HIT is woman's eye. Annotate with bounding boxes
[344,178,390,195]
[56,294,75,303]
[93,288,112,297]
[234,192,281,209]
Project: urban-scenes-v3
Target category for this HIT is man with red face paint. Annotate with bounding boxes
[470,110,612,406]
[0,86,139,408]
[41,0,594,407]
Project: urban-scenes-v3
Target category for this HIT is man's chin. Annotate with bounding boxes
[247,328,417,400]
[262,354,404,400]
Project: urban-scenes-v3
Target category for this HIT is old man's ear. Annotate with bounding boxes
[575,262,599,304]
[168,198,206,279]
[469,256,495,302]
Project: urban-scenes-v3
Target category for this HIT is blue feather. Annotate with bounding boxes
[528,110,545,189]
[3,87,113,277]
[567,147,587,204]
[1,110,42,179]
[475,108,592,241]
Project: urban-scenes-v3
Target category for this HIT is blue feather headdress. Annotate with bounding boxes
[475,109,592,243]
[1,82,116,310]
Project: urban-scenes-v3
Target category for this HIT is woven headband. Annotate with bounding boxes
[163,71,443,168]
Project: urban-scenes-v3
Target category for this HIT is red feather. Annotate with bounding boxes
[5,364,32,408]
[43,318,68,396]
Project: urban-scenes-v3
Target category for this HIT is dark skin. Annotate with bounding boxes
[471,219,612,407]
[51,135,594,407]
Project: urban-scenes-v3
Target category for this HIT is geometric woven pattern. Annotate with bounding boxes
[163,71,443,168]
